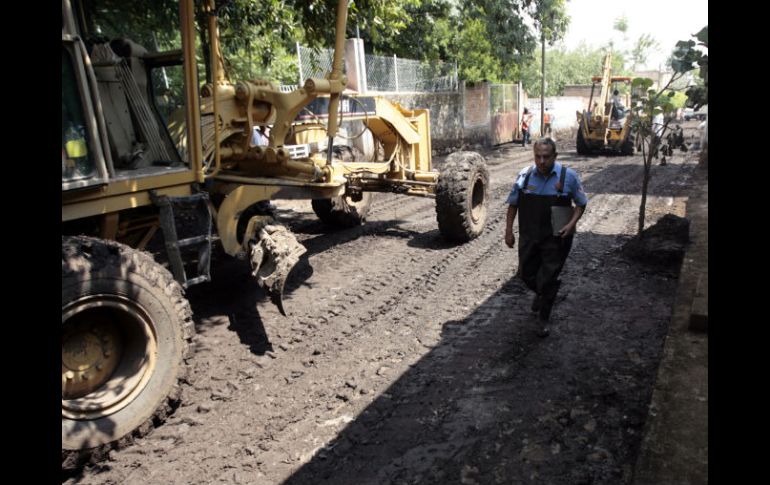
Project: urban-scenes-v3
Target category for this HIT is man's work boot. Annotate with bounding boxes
[536,317,550,338]
[538,298,554,323]
[531,294,542,313]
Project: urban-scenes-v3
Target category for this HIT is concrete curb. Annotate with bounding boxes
[631,162,708,485]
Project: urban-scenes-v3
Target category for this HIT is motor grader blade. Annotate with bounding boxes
[247,222,306,315]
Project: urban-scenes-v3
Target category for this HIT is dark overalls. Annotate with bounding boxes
[517,166,574,320]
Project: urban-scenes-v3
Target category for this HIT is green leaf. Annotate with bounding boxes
[695,26,708,46]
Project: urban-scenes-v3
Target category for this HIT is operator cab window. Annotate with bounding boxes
[77,0,200,177]
[62,47,98,183]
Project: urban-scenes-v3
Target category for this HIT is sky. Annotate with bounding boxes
[559,0,708,71]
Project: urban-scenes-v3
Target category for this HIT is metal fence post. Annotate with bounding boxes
[296,42,303,85]
[393,54,399,92]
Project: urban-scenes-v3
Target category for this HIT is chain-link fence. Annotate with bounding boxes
[364,53,394,92]
[364,55,457,93]
[296,44,335,84]
[293,44,457,93]
[490,84,516,114]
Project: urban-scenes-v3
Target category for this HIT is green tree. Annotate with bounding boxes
[519,43,627,97]
[613,15,628,40]
[674,26,708,110]
[373,0,455,62]
[371,0,570,83]
[607,14,628,52]
[630,33,660,71]
[630,25,707,234]
[195,0,417,85]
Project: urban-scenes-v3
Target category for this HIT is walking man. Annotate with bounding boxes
[504,138,587,336]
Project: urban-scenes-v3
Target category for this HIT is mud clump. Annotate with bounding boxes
[622,214,690,269]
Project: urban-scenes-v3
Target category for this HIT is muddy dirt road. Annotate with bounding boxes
[65,129,701,485]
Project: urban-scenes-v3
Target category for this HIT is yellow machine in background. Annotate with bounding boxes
[575,53,635,155]
[62,0,489,469]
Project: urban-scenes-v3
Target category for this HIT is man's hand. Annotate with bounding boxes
[505,205,518,248]
[505,231,515,248]
[557,223,575,238]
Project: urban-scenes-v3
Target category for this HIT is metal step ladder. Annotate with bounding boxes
[150,190,213,288]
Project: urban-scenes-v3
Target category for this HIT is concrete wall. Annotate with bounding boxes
[387,81,494,154]
[461,82,493,149]
[377,89,592,153]
[562,85,594,98]
[522,96,586,135]
[387,92,464,154]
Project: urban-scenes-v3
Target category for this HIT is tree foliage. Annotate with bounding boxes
[630,25,708,234]
[673,26,708,110]
[519,43,627,97]
[613,15,628,37]
[630,34,660,72]
[191,0,417,84]
[369,0,570,84]
[80,0,571,85]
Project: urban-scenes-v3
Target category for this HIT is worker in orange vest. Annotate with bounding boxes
[543,108,553,137]
[521,108,533,146]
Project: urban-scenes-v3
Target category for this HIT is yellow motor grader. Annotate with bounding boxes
[62,0,489,468]
[575,53,635,155]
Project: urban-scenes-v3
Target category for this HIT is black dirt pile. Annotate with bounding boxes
[621,214,690,270]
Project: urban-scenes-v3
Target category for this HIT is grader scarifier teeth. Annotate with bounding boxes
[249,224,307,316]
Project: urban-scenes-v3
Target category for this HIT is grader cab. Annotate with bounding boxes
[575,53,635,155]
[62,0,489,469]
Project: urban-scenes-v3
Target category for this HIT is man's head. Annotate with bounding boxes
[613,89,619,96]
[533,138,557,175]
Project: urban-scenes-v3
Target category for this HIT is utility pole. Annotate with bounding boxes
[540,27,545,137]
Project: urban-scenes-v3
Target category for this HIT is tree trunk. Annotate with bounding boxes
[195,7,212,84]
[638,145,655,234]
[638,165,650,234]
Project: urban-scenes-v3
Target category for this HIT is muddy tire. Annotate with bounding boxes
[435,151,489,242]
[333,145,366,164]
[312,193,373,228]
[62,236,194,471]
[576,127,590,155]
[621,135,634,155]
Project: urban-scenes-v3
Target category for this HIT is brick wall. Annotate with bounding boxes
[463,82,490,128]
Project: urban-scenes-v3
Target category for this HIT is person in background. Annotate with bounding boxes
[521,108,533,147]
[252,125,270,146]
[543,108,553,137]
[610,90,625,120]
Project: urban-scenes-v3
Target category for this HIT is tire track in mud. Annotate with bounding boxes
[273,148,535,329]
[270,152,700,485]
[211,167,534,482]
[291,152,529,326]
[259,149,603,483]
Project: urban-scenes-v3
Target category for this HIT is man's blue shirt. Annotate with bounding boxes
[505,162,588,207]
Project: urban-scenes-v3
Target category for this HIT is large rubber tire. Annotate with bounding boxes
[576,127,590,155]
[312,193,373,228]
[435,151,489,242]
[620,135,635,155]
[62,236,194,471]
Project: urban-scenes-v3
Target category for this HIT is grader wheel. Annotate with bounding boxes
[61,236,194,470]
[435,151,489,242]
[312,193,373,228]
[576,126,591,155]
